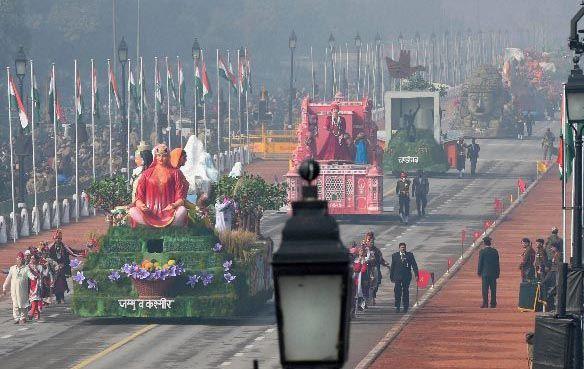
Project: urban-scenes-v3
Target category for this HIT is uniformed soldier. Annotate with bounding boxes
[396,172,411,224]
[390,242,419,313]
[412,170,429,216]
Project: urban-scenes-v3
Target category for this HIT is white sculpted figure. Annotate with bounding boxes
[181,135,218,195]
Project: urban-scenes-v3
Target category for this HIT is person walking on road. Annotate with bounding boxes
[2,252,36,324]
[390,242,419,313]
[396,172,411,224]
[412,170,430,216]
[519,238,536,282]
[455,137,467,178]
[467,138,480,176]
[541,128,555,160]
[477,237,500,308]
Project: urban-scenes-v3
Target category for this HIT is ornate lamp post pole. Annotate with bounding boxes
[288,30,297,130]
[14,46,29,204]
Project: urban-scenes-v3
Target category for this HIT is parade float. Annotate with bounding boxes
[285,95,384,215]
[71,138,273,318]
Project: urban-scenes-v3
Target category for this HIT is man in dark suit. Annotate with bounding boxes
[467,138,480,176]
[477,236,500,308]
[390,242,419,313]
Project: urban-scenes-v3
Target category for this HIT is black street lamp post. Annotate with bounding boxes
[329,33,336,99]
[354,33,362,99]
[272,159,352,369]
[288,30,297,130]
[565,7,584,367]
[14,46,28,204]
[118,37,128,141]
[192,38,201,137]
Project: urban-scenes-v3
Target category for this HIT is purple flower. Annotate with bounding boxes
[223,260,233,272]
[137,269,150,280]
[202,273,214,286]
[108,270,121,282]
[70,259,81,269]
[224,272,236,284]
[121,263,134,276]
[87,279,98,290]
[213,243,223,252]
[186,275,200,287]
[73,271,85,285]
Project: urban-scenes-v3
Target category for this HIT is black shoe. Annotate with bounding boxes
[395,307,400,313]
[490,304,496,308]
[481,304,488,308]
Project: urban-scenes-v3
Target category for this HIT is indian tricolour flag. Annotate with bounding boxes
[129,69,139,115]
[92,65,100,119]
[9,76,29,130]
[155,60,164,115]
[32,74,41,119]
[48,72,65,125]
[195,61,212,102]
[167,63,177,101]
[178,59,185,107]
[75,70,83,122]
[109,68,121,110]
[218,56,237,92]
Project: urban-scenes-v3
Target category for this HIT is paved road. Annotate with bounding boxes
[0,124,552,369]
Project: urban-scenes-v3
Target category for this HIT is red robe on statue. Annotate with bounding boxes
[317,115,352,161]
[133,166,189,228]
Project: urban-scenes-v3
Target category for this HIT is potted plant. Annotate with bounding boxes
[120,259,185,298]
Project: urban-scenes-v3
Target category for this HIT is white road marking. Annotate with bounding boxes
[234,353,244,357]
[244,344,254,350]
[1,335,13,339]
[220,361,232,366]
[17,327,28,331]
[265,327,275,333]
[48,313,59,318]
[255,336,265,341]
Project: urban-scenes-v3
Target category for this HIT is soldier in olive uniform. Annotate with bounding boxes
[396,172,411,224]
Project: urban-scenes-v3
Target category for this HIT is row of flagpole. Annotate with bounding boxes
[2,49,252,229]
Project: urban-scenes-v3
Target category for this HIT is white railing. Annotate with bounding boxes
[0,146,254,244]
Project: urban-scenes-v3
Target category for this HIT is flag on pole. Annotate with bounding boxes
[109,68,121,110]
[218,55,237,91]
[557,135,564,179]
[129,69,139,115]
[155,60,164,116]
[517,177,527,193]
[92,65,100,119]
[167,62,177,101]
[562,91,575,179]
[139,63,149,112]
[195,61,212,101]
[9,76,29,130]
[238,57,248,93]
[178,59,185,107]
[48,72,65,125]
[75,69,83,122]
[32,74,41,119]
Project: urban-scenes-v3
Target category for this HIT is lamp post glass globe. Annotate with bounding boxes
[289,30,297,50]
[566,67,584,122]
[192,38,201,60]
[117,37,128,64]
[328,33,336,50]
[15,46,27,80]
[355,33,362,48]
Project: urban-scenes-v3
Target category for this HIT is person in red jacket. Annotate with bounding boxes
[353,247,370,313]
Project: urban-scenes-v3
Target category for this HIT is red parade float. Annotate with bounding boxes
[286,95,384,215]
